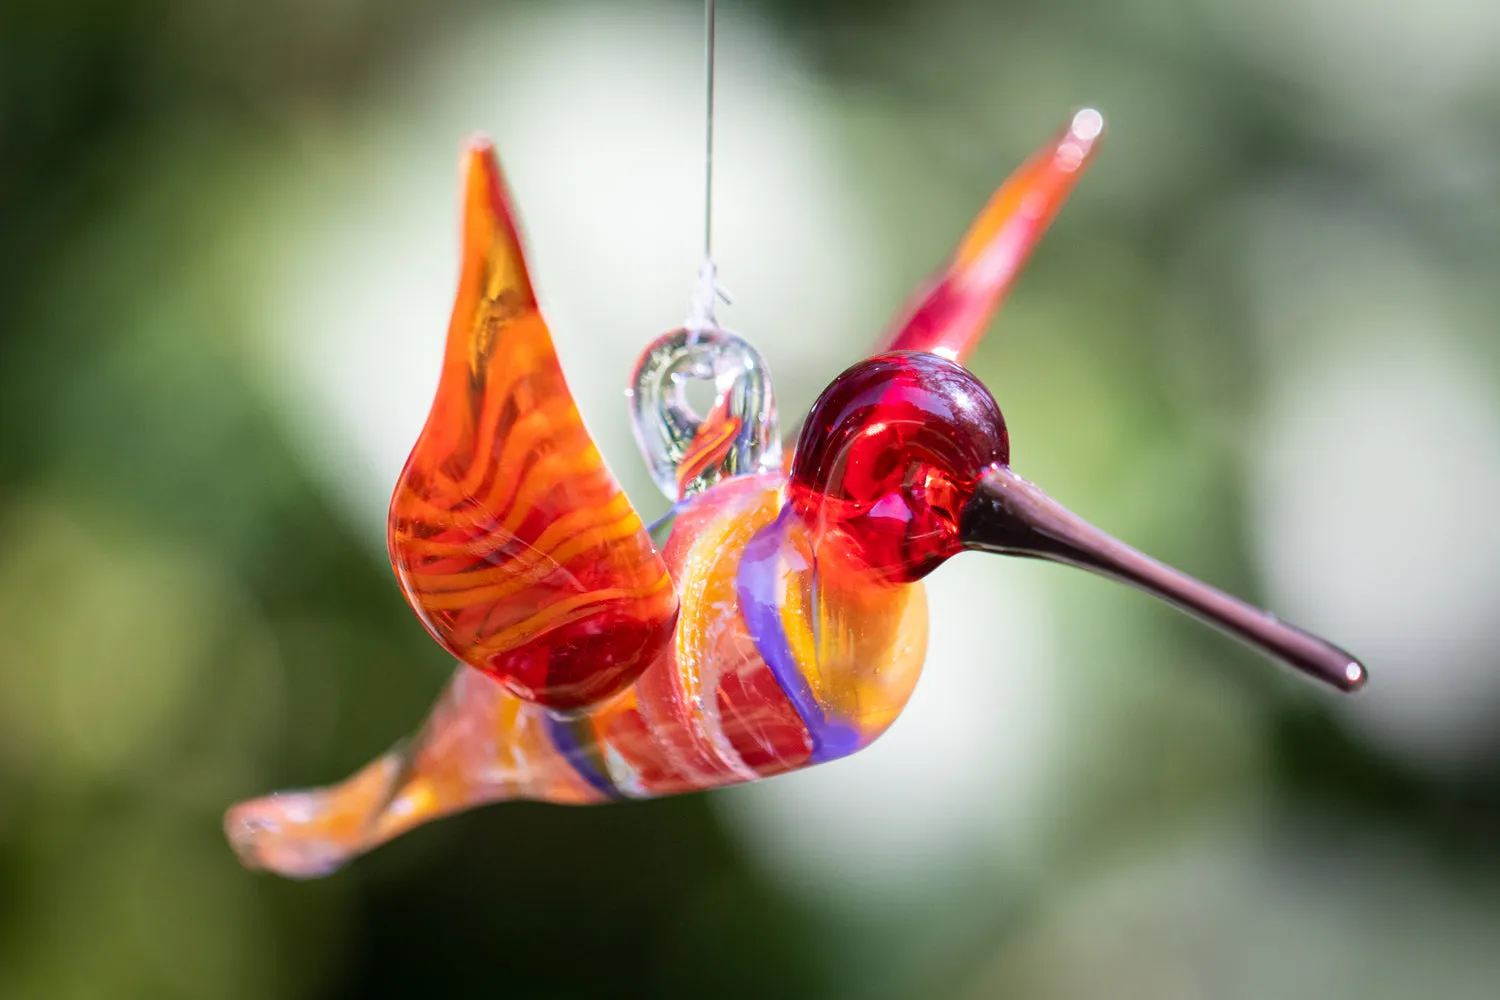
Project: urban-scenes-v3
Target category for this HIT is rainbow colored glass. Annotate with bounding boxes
[226,111,1366,879]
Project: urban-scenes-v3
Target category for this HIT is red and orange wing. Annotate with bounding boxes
[880,109,1104,365]
[388,140,677,711]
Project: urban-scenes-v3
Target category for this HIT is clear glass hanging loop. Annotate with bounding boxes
[628,325,781,500]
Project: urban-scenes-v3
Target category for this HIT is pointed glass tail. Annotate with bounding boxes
[959,465,1366,693]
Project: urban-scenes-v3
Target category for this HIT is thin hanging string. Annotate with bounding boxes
[687,0,730,336]
[703,0,715,261]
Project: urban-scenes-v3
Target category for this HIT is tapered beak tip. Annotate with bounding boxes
[1340,659,1369,692]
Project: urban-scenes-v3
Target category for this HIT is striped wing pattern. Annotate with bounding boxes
[388,141,678,710]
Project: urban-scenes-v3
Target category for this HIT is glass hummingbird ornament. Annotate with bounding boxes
[226,112,1365,879]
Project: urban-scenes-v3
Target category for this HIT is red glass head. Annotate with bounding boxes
[789,352,1367,693]
[788,352,1008,582]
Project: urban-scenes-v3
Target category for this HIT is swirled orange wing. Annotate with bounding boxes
[388,140,677,711]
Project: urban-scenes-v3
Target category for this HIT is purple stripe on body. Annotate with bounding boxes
[545,714,622,800]
[735,508,860,764]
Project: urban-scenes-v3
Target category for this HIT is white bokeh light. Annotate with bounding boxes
[1231,193,1500,768]
[1251,343,1500,767]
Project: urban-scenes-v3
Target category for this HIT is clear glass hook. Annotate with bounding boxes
[628,325,781,500]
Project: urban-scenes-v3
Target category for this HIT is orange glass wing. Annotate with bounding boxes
[881,109,1104,364]
[388,140,678,711]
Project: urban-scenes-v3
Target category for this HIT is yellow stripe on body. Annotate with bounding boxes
[673,483,785,782]
[776,526,930,738]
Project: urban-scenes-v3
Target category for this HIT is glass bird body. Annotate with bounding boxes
[226,112,1365,879]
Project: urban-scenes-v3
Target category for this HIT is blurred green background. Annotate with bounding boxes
[3,0,1500,997]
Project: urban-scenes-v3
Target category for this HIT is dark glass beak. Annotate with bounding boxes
[959,465,1367,693]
